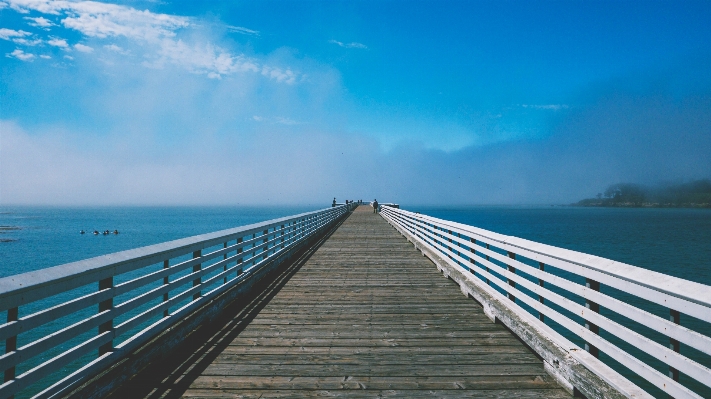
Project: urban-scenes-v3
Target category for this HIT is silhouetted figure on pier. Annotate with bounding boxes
[332,197,336,207]
[373,199,379,213]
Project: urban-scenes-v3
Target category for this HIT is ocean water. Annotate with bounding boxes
[411,206,711,286]
[0,206,318,278]
[1,205,710,398]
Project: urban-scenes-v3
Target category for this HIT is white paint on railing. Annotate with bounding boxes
[0,204,356,399]
[380,206,711,399]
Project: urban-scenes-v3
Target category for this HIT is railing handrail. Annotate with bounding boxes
[380,206,711,399]
[393,208,711,309]
[0,203,356,399]
[0,207,339,311]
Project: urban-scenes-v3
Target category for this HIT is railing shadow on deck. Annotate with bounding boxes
[380,206,711,399]
[0,203,357,399]
[93,208,352,399]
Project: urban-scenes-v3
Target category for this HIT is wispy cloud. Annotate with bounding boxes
[249,115,300,125]
[47,36,68,48]
[0,28,42,45]
[0,28,31,40]
[4,0,301,82]
[8,0,190,40]
[103,43,129,55]
[227,25,259,36]
[329,39,367,49]
[520,104,569,110]
[6,48,34,61]
[275,117,299,125]
[24,16,55,29]
[74,43,93,53]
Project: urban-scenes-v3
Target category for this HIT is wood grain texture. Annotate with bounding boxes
[179,206,569,398]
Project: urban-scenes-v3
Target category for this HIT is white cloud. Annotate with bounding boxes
[39,54,51,59]
[47,36,68,48]
[4,0,302,81]
[103,43,129,54]
[261,65,297,84]
[7,0,190,40]
[74,43,93,53]
[0,28,30,40]
[12,37,43,46]
[252,115,264,122]
[275,117,299,125]
[24,16,55,28]
[6,48,35,61]
[521,104,569,110]
[63,54,73,60]
[328,39,367,49]
[0,28,42,45]
[227,25,259,36]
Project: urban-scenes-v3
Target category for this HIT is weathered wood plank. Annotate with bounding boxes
[187,375,559,390]
[182,388,570,398]
[178,205,568,398]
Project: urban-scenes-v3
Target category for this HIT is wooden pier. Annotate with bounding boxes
[118,206,568,398]
[5,203,708,398]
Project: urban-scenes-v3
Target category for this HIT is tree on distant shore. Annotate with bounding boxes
[603,183,646,205]
[575,179,711,207]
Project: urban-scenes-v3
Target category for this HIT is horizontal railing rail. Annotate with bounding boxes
[0,203,356,399]
[380,206,711,399]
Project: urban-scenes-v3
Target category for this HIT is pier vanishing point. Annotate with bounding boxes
[0,204,709,399]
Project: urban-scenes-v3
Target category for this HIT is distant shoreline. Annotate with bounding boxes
[571,201,711,209]
[573,179,711,209]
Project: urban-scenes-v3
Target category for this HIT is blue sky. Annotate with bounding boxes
[1,0,710,205]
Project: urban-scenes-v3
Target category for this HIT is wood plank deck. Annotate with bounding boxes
[178,205,569,398]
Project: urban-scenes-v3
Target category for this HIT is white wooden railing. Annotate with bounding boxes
[380,206,711,399]
[0,204,355,399]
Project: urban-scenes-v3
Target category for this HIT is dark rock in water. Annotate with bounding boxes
[0,238,17,243]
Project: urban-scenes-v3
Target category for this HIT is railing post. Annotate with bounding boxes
[585,278,600,358]
[447,230,453,260]
[223,242,228,284]
[236,237,243,275]
[485,243,490,285]
[163,260,170,317]
[280,224,285,249]
[4,306,18,385]
[263,229,269,260]
[456,232,462,268]
[538,262,545,322]
[469,238,476,275]
[193,250,202,300]
[669,309,680,383]
[506,252,516,302]
[98,277,113,356]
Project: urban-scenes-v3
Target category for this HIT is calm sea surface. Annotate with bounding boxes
[1,205,710,398]
[411,205,711,286]
[3,205,708,283]
[0,206,318,278]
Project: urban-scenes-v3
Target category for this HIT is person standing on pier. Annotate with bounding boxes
[373,199,379,213]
